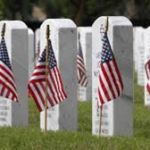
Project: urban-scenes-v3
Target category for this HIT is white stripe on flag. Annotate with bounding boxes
[31,75,45,80]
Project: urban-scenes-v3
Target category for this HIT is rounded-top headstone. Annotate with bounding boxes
[92,16,133,136]
[40,19,77,131]
[77,27,92,101]
[0,21,28,126]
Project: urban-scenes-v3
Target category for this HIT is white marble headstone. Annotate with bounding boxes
[0,21,28,126]
[28,28,34,78]
[136,27,145,86]
[77,27,92,101]
[92,16,133,136]
[144,27,150,106]
[35,28,40,64]
[40,19,77,131]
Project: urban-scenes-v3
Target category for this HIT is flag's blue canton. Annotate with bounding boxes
[78,41,84,60]
[101,32,114,64]
[39,41,57,69]
[0,37,11,69]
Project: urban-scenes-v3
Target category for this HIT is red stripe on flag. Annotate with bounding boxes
[0,80,17,101]
[53,68,64,100]
[47,78,59,104]
[6,91,10,98]
[56,67,67,99]
[28,85,42,111]
[29,79,45,84]
[101,65,116,98]
[33,71,46,77]
[147,83,150,94]
[0,72,16,91]
[39,82,54,107]
[34,83,45,108]
[107,62,120,97]
[35,64,46,70]
[49,69,61,102]
[0,64,14,79]
[12,95,15,101]
[99,75,110,102]
[0,86,5,95]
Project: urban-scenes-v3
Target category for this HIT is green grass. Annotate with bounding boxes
[0,73,150,150]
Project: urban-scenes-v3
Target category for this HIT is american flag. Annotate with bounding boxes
[98,31,124,106]
[28,40,67,112]
[0,37,18,102]
[77,41,88,87]
[145,59,150,94]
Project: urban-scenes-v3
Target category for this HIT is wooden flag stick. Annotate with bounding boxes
[99,16,109,137]
[44,25,50,133]
[1,23,6,37]
[106,16,109,32]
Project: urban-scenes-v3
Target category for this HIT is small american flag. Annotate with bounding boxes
[0,37,18,102]
[28,40,67,112]
[145,59,150,93]
[77,41,88,87]
[98,31,124,106]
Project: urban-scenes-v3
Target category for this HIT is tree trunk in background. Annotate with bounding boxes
[74,0,85,26]
[126,0,137,19]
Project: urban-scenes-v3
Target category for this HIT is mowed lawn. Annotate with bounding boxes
[0,74,150,150]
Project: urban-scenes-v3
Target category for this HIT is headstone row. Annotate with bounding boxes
[0,17,135,138]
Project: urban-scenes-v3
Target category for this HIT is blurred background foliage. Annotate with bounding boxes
[0,0,150,26]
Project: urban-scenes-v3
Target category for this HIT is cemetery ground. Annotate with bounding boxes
[0,73,149,150]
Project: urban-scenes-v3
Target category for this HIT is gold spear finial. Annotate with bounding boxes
[1,23,6,37]
[105,16,109,32]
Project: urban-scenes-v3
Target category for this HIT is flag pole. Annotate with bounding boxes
[99,105,103,136]
[44,25,50,133]
[1,23,6,38]
[106,16,109,32]
[99,16,109,137]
